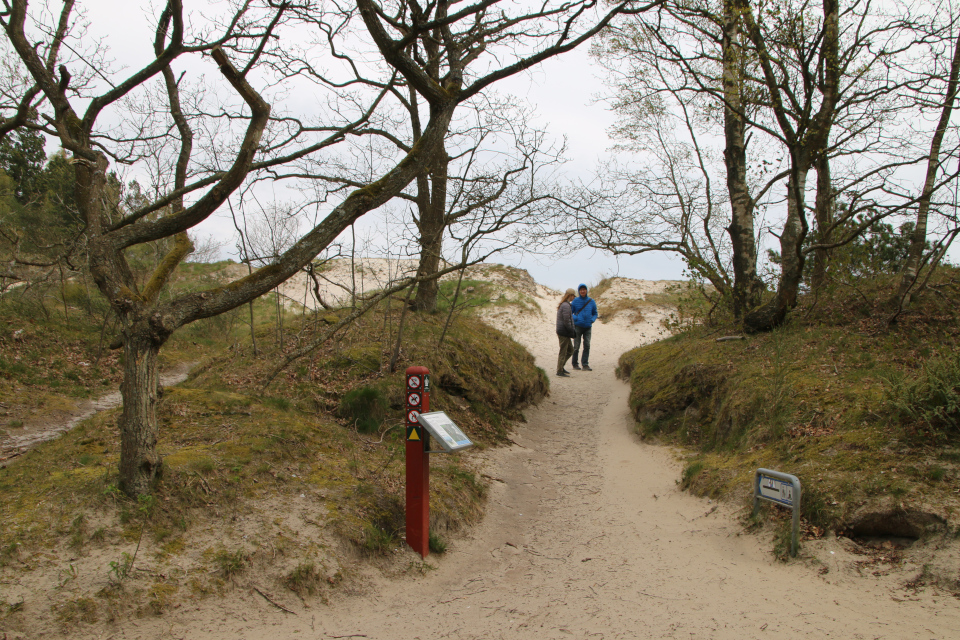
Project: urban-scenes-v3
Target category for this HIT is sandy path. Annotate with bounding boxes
[0,362,195,463]
[131,288,957,640]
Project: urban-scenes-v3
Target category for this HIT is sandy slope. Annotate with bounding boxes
[272,258,543,311]
[65,276,957,640]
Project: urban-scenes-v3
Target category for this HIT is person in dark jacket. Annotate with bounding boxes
[570,283,598,371]
[555,288,577,377]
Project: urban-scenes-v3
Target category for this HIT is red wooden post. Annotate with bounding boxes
[405,366,430,557]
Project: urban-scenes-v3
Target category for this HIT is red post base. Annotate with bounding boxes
[405,440,429,557]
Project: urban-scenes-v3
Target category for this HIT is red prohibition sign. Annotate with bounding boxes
[408,376,421,389]
[407,409,420,423]
[408,392,421,406]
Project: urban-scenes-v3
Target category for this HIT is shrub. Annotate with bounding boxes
[213,548,246,577]
[886,351,960,438]
[361,523,397,554]
[285,562,322,595]
[339,386,388,434]
[680,460,704,489]
[428,531,447,554]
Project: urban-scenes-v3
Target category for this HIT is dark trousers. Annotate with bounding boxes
[557,334,573,373]
[573,326,592,366]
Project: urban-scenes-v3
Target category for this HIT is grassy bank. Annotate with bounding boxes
[0,269,547,631]
[0,261,247,438]
[617,272,960,564]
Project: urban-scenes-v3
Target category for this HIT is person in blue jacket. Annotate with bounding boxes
[570,283,598,371]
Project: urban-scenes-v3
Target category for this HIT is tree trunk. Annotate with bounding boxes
[897,29,960,305]
[389,284,416,372]
[438,264,467,348]
[737,0,836,331]
[412,147,449,312]
[722,0,763,318]
[744,166,809,331]
[810,152,834,291]
[118,330,163,496]
[247,262,258,356]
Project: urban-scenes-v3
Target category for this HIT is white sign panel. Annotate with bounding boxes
[759,474,794,506]
[416,411,473,453]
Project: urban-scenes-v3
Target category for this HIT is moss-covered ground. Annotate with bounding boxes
[617,271,960,561]
[0,266,547,630]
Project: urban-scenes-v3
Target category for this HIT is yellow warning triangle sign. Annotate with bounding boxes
[408,429,420,441]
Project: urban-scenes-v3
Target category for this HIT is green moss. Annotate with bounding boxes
[147,582,179,614]
[164,447,217,472]
[339,386,388,433]
[618,268,960,532]
[53,596,99,624]
[332,343,381,372]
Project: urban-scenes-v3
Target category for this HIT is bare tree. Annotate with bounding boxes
[1,0,660,496]
[398,95,573,312]
[590,0,947,329]
[0,0,405,495]
[276,0,657,314]
[584,0,783,311]
[245,202,302,347]
[897,24,960,307]
[734,0,932,330]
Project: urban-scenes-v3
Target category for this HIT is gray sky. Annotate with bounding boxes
[71,0,686,288]
[46,1,958,290]
[498,49,689,287]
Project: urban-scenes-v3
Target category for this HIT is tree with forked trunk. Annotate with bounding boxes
[0,0,446,496]
[735,0,941,330]
[586,0,954,328]
[274,0,663,314]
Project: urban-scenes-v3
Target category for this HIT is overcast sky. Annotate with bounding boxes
[54,1,957,290]
[496,49,688,288]
[66,0,686,289]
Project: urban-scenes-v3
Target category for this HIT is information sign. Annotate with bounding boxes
[758,474,795,506]
[416,411,473,453]
[752,468,802,557]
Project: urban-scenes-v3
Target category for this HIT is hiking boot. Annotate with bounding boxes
[556,370,571,377]
[562,368,571,374]
[582,364,592,371]
[572,364,581,370]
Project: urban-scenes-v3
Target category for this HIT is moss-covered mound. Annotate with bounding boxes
[0,291,547,631]
[188,308,548,443]
[617,271,960,550]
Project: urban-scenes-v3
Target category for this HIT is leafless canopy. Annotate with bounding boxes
[0,0,662,495]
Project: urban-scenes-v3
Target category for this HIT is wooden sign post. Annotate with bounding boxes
[405,366,430,557]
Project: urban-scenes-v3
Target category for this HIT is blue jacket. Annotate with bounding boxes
[571,284,598,328]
